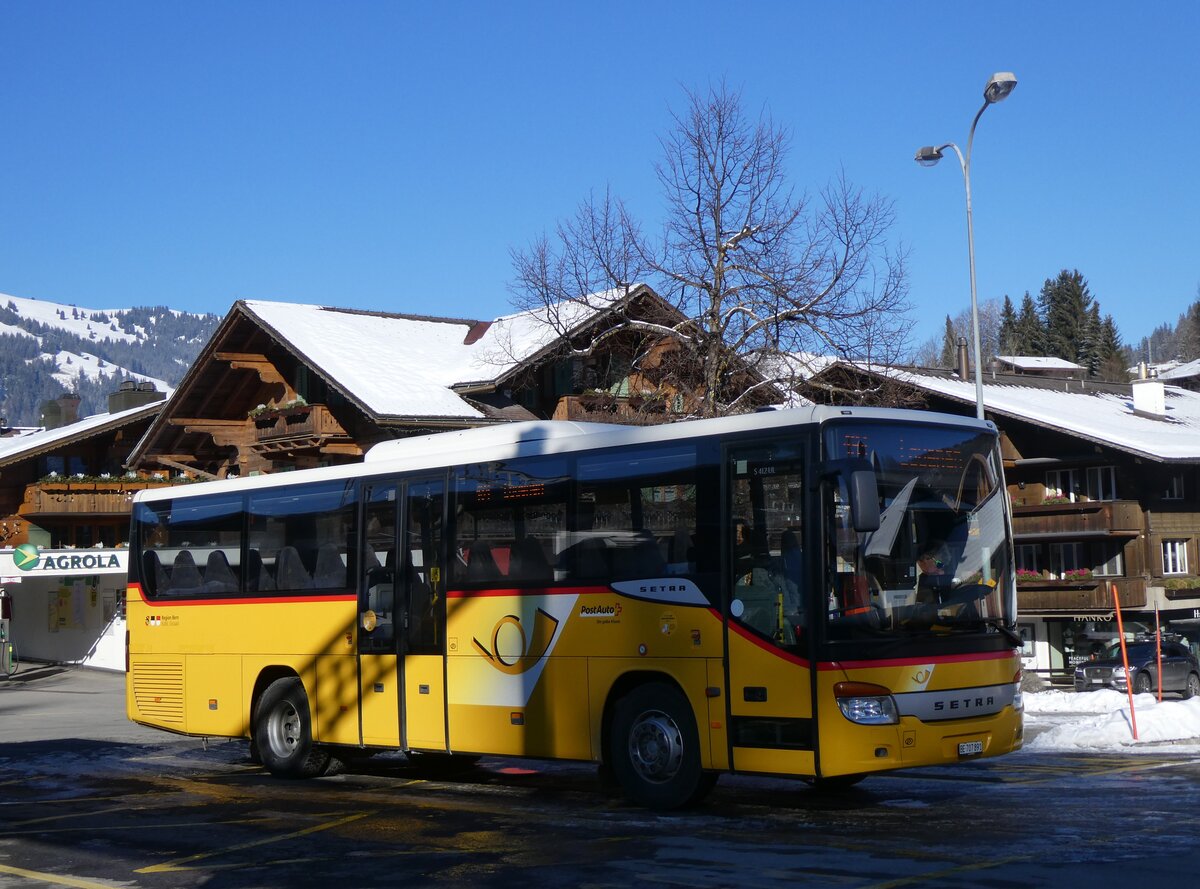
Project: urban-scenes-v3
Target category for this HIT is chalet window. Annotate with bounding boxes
[1162,539,1190,576]
[1016,545,1040,573]
[1044,469,1078,502]
[1092,544,1124,577]
[1084,466,1117,501]
[1049,542,1083,579]
[1163,474,1185,500]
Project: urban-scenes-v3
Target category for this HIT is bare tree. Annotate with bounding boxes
[909,298,1003,370]
[509,82,912,418]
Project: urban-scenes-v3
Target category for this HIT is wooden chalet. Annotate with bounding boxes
[126,285,700,479]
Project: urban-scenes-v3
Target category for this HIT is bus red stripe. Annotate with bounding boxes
[129,584,355,607]
[819,649,1016,670]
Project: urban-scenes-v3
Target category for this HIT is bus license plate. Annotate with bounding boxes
[958,740,984,757]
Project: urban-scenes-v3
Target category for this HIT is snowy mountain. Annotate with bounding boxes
[0,291,221,425]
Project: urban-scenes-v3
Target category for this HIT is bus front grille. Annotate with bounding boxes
[132,661,185,725]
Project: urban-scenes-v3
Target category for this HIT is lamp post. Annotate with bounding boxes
[916,72,1017,421]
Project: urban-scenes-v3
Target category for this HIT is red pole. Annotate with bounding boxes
[1155,605,1163,702]
[1112,583,1138,741]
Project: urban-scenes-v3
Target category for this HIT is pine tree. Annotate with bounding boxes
[1178,297,1200,361]
[998,295,1018,356]
[1039,270,1094,364]
[1096,315,1127,382]
[939,316,956,368]
[1014,292,1044,355]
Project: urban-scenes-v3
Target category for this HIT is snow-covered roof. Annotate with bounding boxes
[1159,358,1200,381]
[996,355,1084,372]
[0,400,165,466]
[243,289,630,420]
[833,363,1200,462]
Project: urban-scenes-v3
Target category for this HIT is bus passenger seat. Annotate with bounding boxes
[465,542,501,582]
[245,550,275,592]
[274,546,313,590]
[142,551,169,596]
[573,537,610,579]
[614,536,666,579]
[312,543,347,589]
[508,537,552,583]
[167,550,202,594]
[202,550,239,594]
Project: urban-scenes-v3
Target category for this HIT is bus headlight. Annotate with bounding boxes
[834,681,899,725]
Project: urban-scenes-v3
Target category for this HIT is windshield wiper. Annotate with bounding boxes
[969,617,1022,647]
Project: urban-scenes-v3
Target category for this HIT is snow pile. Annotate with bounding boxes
[1025,688,1200,752]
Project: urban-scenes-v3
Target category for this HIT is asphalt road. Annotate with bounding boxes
[3,666,1200,889]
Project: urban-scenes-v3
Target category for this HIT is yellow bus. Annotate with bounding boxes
[127,407,1023,808]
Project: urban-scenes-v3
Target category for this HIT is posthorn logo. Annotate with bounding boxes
[13,543,40,571]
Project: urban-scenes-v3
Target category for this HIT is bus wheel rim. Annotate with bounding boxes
[628,710,684,783]
[268,701,301,755]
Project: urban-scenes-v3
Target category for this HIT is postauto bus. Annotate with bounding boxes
[126,406,1022,808]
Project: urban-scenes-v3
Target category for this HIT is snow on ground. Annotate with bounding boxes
[1024,688,1200,754]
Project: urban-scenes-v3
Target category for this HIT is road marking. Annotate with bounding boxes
[0,863,119,889]
[135,810,374,873]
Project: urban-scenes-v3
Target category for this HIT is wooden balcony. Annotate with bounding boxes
[21,480,174,517]
[250,404,352,454]
[1017,576,1146,612]
[1010,499,1143,541]
[552,394,674,426]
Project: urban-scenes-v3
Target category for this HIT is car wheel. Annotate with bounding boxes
[254,677,330,778]
[1133,671,1153,695]
[609,682,711,810]
[1185,673,1200,700]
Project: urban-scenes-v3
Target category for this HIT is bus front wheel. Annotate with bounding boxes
[609,682,714,809]
[254,677,330,779]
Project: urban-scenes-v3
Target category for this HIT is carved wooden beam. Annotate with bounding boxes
[214,351,286,386]
[151,457,220,481]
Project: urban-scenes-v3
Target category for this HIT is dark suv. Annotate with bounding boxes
[1075,637,1200,697]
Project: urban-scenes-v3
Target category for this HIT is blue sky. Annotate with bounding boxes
[1,2,1197,354]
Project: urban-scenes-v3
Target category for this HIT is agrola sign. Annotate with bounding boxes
[1,544,128,578]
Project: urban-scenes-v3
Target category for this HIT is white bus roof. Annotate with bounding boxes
[133,406,994,504]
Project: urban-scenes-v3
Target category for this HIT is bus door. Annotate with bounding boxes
[358,477,448,751]
[724,444,816,776]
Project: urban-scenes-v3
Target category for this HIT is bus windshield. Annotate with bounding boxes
[824,421,1016,643]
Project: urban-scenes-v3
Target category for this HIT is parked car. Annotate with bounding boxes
[1074,638,1200,697]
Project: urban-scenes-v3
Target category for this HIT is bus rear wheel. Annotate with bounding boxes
[609,682,714,810]
[254,677,330,778]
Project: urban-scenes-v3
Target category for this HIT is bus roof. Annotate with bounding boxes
[132,406,995,504]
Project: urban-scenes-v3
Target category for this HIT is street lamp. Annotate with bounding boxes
[915,72,1017,421]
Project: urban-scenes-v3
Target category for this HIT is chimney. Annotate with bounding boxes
[1131,377,1167,419]
[956,337,970,381]
[58,394,81,425]
[41,394,81,429]
[108,380,167,414]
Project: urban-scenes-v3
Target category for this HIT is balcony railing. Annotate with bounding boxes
[1017,575,1146,612]
[552,394,675,426]
[253,404,348,443]
[21,480,174,517]
[1010,499,1143,541]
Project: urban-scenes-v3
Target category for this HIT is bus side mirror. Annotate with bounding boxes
[848,469,880,532]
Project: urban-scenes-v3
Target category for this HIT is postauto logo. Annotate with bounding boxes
[13,543,40,571]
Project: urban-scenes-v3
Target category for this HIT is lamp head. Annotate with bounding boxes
[914,146,944,167]
[984,72,1017,104]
